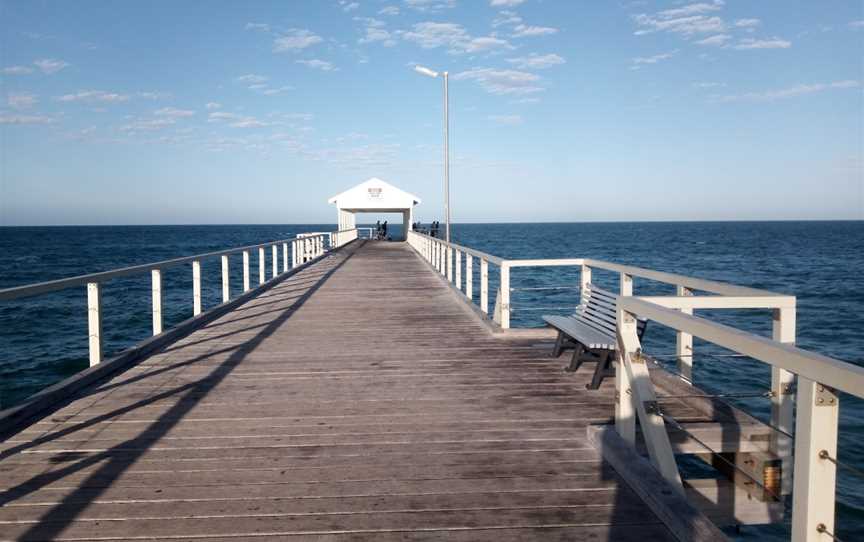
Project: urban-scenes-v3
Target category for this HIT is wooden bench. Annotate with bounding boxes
[543,283,647,389]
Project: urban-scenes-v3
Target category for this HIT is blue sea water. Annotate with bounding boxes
[0,222,862,539]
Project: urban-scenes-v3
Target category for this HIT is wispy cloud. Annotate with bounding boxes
[34,58,69,74]
[205,102,222,110]
[511,24,558,38]
[154,107,195,118]
[731,37,791,49]
[453,67,544,95]
[297,59,337,71]
[490,0,525,6]
[692,81,725,88]
[56,90,129,103]
[632,50,677,65]
[400,22,513,54]
[734,18,761,30]
[488,114,523,125]
[2,66,34,75]
[403,0,455,12]
[208,111,270,128]
[236,74,269,84]
[696,33,731,46]
[120,118,175,133]
[273,29,324,52]
[848,20,864,29]
[356,17,396,46]
[0,113,54,125]
[379,6,400,16]
[632,1,726,36]
[506,53,565,69]
[716,80,860,102]
[339,1,360,12]
[261,86,294,95]
[7,92,38,109]
[245,22,270,32]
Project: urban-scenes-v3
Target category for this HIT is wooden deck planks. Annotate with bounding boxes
[0,241,679,541]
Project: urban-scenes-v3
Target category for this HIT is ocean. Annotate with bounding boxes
[0,222,862,539]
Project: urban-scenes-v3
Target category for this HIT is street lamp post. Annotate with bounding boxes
[414,65,450,243]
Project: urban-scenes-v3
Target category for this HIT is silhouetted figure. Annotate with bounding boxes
[382,220,388,239]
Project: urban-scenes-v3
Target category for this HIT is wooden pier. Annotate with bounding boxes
[0,241,692,541]
[2,226,863,542]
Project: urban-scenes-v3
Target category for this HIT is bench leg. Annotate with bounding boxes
[551,331,565,358]
[587,351,613,390]
[565,344,585,373]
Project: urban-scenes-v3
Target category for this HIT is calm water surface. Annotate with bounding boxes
[0,222,861,540]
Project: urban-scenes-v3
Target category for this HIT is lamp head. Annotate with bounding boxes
[414,65,439,78]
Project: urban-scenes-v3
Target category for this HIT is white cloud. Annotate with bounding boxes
[56,90,129,103]
[7,92,38,109]
[453,67,544,95]
[632,1,726,36]
[205,102,222,110]
[632,51,676,64]
[297,59,337,71]
[0,114,53,125]
[692,81,725,88]
[511,97,540,104]
[716,80,860,102]
[273,29,324,52]
[488,114,523,125]
[493,10,522,27]
[154,107,195,117]
[137,91,170,100]
[236,74,269,84]
[208,111,269,128]
[850,20,864,29]
[401,22,513,54]
[490,0,525,6]
[261,86,294,95]
[732,37,791,49]
[356,17,397,46]
[245,22,271,32]
[506,53,565,69]
[511,24,558,37]
[120,118,175,133]
[696,34,731,46]
[34,58,69,74]
[379,6,400,15]
[734,18,761,29]
[340,1,360,12]
[404,0,456,12]
[2,66,34,75]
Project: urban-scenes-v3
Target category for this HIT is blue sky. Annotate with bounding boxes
[0,0,862,225]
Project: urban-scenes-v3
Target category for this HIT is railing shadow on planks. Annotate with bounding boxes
[406,229,864,542]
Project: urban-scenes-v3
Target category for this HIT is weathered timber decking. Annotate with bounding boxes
[0,241,704,541]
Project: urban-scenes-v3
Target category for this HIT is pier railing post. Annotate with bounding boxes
[675,285,694,383]
[580,264,592,294]
[480,259,489,314]
[773,305,796,494]
[272,245,278,278]
[87,282,102,366]
[242,250,251,292]
[455,250,461,290]
[465,254,473,300]
[447,247,453,283]
[282,243,288,273]
[151,269,163,335]
[291,241,298,268]
[192,260,202,316]
[614,314,635,447]
[221,256,230,303]
[500,263,511,329]
[258,247,265,284]
[791,377,838,542]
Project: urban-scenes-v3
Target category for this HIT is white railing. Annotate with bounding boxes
[0,229,357,369]
[405,230,863,542]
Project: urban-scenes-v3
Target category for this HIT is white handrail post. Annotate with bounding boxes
[615,308,636,446]
[291,241,298,268]
[773,305,796,494]
[242,250,251,292]
[480,258,489,314]
[791,377,839,542]
[580,264,592,293]
[86,282,102,366]
[447,247,453,283]
[151,269,163,335]
[221,255,230,303]
[619,272,632,296]
[455,250,462,290]
[282,243,288,273]
[272,245,278,278]
[500,262,511,329]
[465,254,473,300]
[676,285,694,383]
[258,247,265,284]
[192,260,202,316]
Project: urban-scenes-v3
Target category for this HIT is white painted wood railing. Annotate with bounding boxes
[0,229,357,369]
[405,229,862,542]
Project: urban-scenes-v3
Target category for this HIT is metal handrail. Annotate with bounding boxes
[0,234,328,301]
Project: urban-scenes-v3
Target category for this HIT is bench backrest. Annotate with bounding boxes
[576,283,647,339]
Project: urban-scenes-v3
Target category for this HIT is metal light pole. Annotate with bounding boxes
[415,65,451,243]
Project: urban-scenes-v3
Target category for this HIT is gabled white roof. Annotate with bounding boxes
[328,178,421,210]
